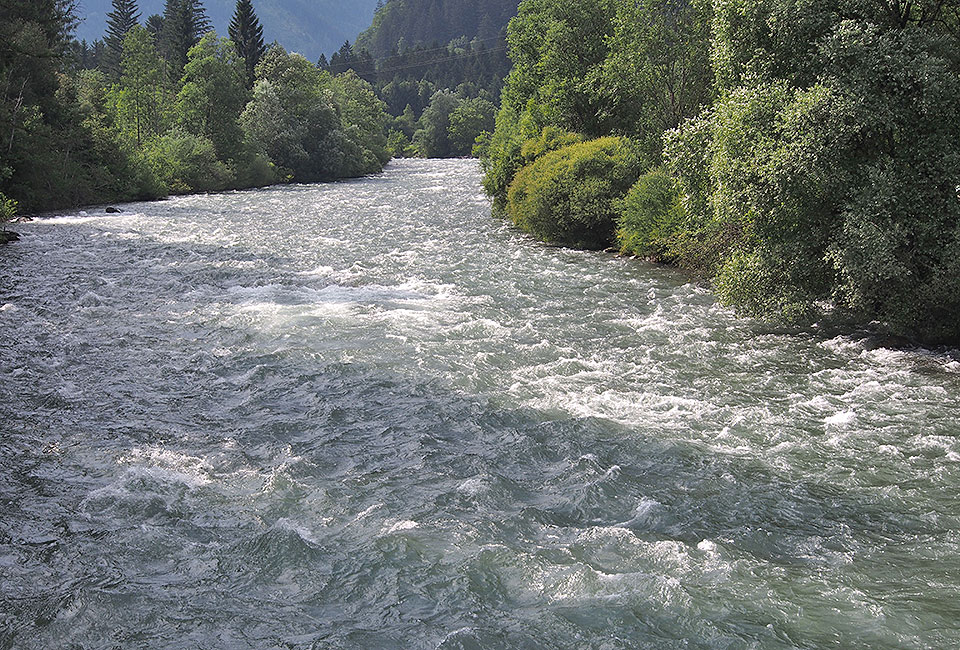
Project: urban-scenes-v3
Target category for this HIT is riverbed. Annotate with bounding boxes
[1,159,959,649]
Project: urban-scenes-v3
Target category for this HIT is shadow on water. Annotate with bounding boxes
[2,323,957,649]
[1,185,958,649]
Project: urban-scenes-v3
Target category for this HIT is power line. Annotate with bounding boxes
[371,45,510,76]
[369,33,507,61]
[327,34,509,71]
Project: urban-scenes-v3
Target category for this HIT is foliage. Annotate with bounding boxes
[329,70,391,168]
[103,0,141,75]
[240,47,390,182]
[481,0,620,207]
[412,90,460,157]
[386,129,415,158]
[175,33,247,160]
[145,129,234,192]
[484,0,960,343]
[0,193,17,225]
[159,0,211,72]
[0,0,157,212]
[616,167,685,260]
[357,0,518,58]
[0,0,390,217]
[447,97,496,156]
[410,89,497,158]
[228,0,265,88]
[665,0,960,341]
[598,0,713,157]
[506,137,643,249]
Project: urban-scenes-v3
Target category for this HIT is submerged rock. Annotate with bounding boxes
[0,230,20,244]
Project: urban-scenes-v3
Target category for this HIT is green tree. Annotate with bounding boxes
[160,0,211,72]
[665,0,960,341]
[598,0,712,157]
[482,0,617,206]
[113,25,167,149]
[175,33,247,161]
[447,96,496,156]
[412,90,460,158]
[104,0,141,76]
[329,70,390,170]
[228,0,265,88]
[239,47,339,180]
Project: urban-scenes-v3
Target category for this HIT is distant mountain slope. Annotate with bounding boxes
[73,0,380,61]
[356,0,520,58]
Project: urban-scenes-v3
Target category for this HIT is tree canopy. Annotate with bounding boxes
[483,0,960,344]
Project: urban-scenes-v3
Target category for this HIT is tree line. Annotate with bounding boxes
[0,0,390,219]
[316,36,504,159]
[481,0,960,345]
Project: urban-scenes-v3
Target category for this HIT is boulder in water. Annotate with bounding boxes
[0,230,20,244]
[105,206,122,213]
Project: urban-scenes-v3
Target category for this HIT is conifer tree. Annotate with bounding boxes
[160,0,211,72]
[144,14,164,41]
[228,0,266,87]
[104,0,141,75]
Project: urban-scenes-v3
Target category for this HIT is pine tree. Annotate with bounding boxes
[159,0,211,72]
[144,13,164,41]
[228,0,266,87]
[104,0,141,75]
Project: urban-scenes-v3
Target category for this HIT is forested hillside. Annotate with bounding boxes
[483,0,960,345]
[1,0,389,218]
[74,0,379,61]
[356,0,519,58]
[309,0,521,160]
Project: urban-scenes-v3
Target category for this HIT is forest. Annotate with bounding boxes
[0,0,390,217]
[324,0,518,159]
[0,0,518,222]
[481,0,960,345]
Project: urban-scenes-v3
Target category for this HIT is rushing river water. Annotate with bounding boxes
[1,159,960,649]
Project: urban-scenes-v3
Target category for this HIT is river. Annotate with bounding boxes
[1,159,959,649]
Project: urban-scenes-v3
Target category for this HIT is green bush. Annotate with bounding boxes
[235,149,278,188]
[1,192,17,225]
[387,129,414,158]
[616,167,685,259]
[480,100,549,210]
[506,136,643,249]
[519,127,584,166]
[146,130,236,194]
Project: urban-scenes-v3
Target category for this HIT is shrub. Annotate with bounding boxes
[145,130,235,194]
[506,137,643,249]
[480,100,549,209]
[616,167,685,259]
[1,192,17,225]
[235,149,277,188]
[519,127,584,166]
[387,129,414,158]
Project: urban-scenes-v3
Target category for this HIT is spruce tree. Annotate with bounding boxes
[160,0,211,72]
[104,0,141,75]
[229,0,266,88]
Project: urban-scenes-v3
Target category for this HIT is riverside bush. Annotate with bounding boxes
[1,193,16,224]
[146,131,235,194]
[616,167,685,259]
[506,137,643,249]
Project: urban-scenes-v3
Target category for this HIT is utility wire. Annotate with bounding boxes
[369,45,509,76]
[327,35,510,75]
[361,33,508,61]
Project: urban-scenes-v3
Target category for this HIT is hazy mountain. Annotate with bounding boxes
[73,0,380,61]
[356,0,520,58]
